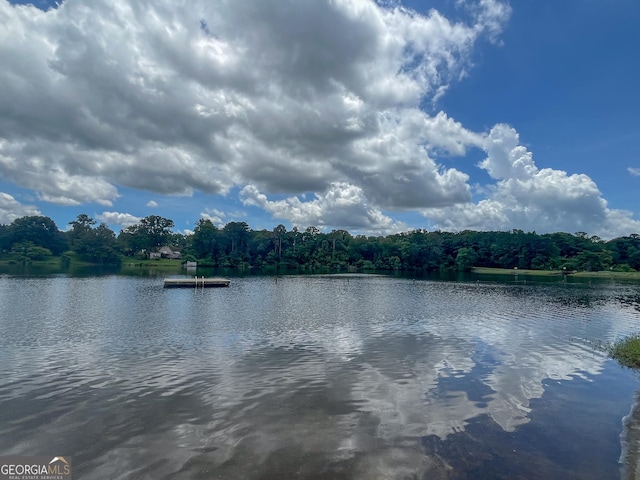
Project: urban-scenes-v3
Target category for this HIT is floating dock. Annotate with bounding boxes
[163,277,230,288]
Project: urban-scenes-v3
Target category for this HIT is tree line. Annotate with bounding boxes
[1,214,640,272]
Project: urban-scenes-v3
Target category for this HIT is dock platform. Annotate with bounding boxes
[164,277,230,288]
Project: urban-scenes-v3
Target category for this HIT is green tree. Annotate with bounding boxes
[118,215,175,253]
[272,224,287,258]
[0,223,9,252]
[67,214,97,255]
[455,247,477,272]
[117,228,146,255]
[90,223,120,263]
[222,222,250,254]
[11,241,53,261]
[607,234,640,270]
[66,215,120,263]
[192,219,220,260]
[8,216,67,255]
[139,215,175,250]
[575,250,613,272]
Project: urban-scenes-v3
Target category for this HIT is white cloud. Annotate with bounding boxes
[97,211,141,228]
[146,200,158,208]
[628,167,640,176]
[241,182,407,234]
[0,0,508,210]
[0,192,41,224]
[7,0,636,236]
[479,124,537,180]
[423,125,640,238]
[199,208,225,227]
[0,142,119,206]
[341,109,480,209]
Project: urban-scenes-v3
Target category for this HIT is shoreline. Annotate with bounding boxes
[471,267,640,280]
[1,255,639,281]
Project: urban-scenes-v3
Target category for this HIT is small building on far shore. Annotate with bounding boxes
[147,246,182,260]
[158,246,182,259]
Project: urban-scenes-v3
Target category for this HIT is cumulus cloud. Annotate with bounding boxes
[0,192,41,224]
[423,125,640,238]
[146,200,158,208]
[241,182,407,234]
[199,208,226,227]
[0,141,119,206]
[4,0,636,236]
[97,211,141,228]
[0,0,507,209]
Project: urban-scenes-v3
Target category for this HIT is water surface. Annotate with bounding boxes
[0,274,639,479]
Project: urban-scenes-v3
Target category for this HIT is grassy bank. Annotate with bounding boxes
[472,267,560,276]
[607,335,640,369]
[0,254,186,269]
[472,266,640,280]
[0,256,61,266]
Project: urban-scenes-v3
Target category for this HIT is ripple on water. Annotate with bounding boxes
[0,276,639,479]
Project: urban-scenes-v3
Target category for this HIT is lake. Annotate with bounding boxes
[1,272,639,479]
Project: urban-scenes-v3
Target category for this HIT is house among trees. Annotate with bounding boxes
[149,246,181,260]
[159,246,182,259]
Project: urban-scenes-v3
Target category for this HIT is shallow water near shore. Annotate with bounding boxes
[1,273,639,479]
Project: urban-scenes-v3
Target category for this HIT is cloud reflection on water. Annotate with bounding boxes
[0,276,639,478]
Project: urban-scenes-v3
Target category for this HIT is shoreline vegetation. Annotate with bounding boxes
[1,255,639,281]
[1,214,640,277]
[471,267,640,280]
[606,336,640,369]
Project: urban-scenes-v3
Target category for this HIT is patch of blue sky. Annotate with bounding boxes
[8,0,61,11]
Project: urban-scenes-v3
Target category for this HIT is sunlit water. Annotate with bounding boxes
[1,274,639,479]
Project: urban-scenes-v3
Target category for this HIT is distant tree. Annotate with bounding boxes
[455,247,477,272]
[90,223,120,264]
[117,228,146,255]
[222,221,250,254]
[139,215,174,250]
[575,250,613,272]
[66,215,120,263]
[192,219,220,260]
[69,213,96,230]
[168,232,187,250]
[11,241,53,261]
[607,235,640,270]
[8,216,67,255]
[0,223,9,252]
[305,226,320,237]
[272,224,287,258]
[629,249,640,271]
[118,215,175,253]
[67,214,97,254]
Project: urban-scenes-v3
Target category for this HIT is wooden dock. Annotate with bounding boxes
[163,277,230,288]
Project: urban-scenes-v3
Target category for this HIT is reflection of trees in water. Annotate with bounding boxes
[616,294,640,313]
[554,293,601,309]
[530,288,608,310]
[531,286,640,311]
[484,282,637,311]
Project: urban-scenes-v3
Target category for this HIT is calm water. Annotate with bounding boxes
[1,273,640,479]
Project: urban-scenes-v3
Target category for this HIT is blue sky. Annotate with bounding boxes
[1,0,638,238]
